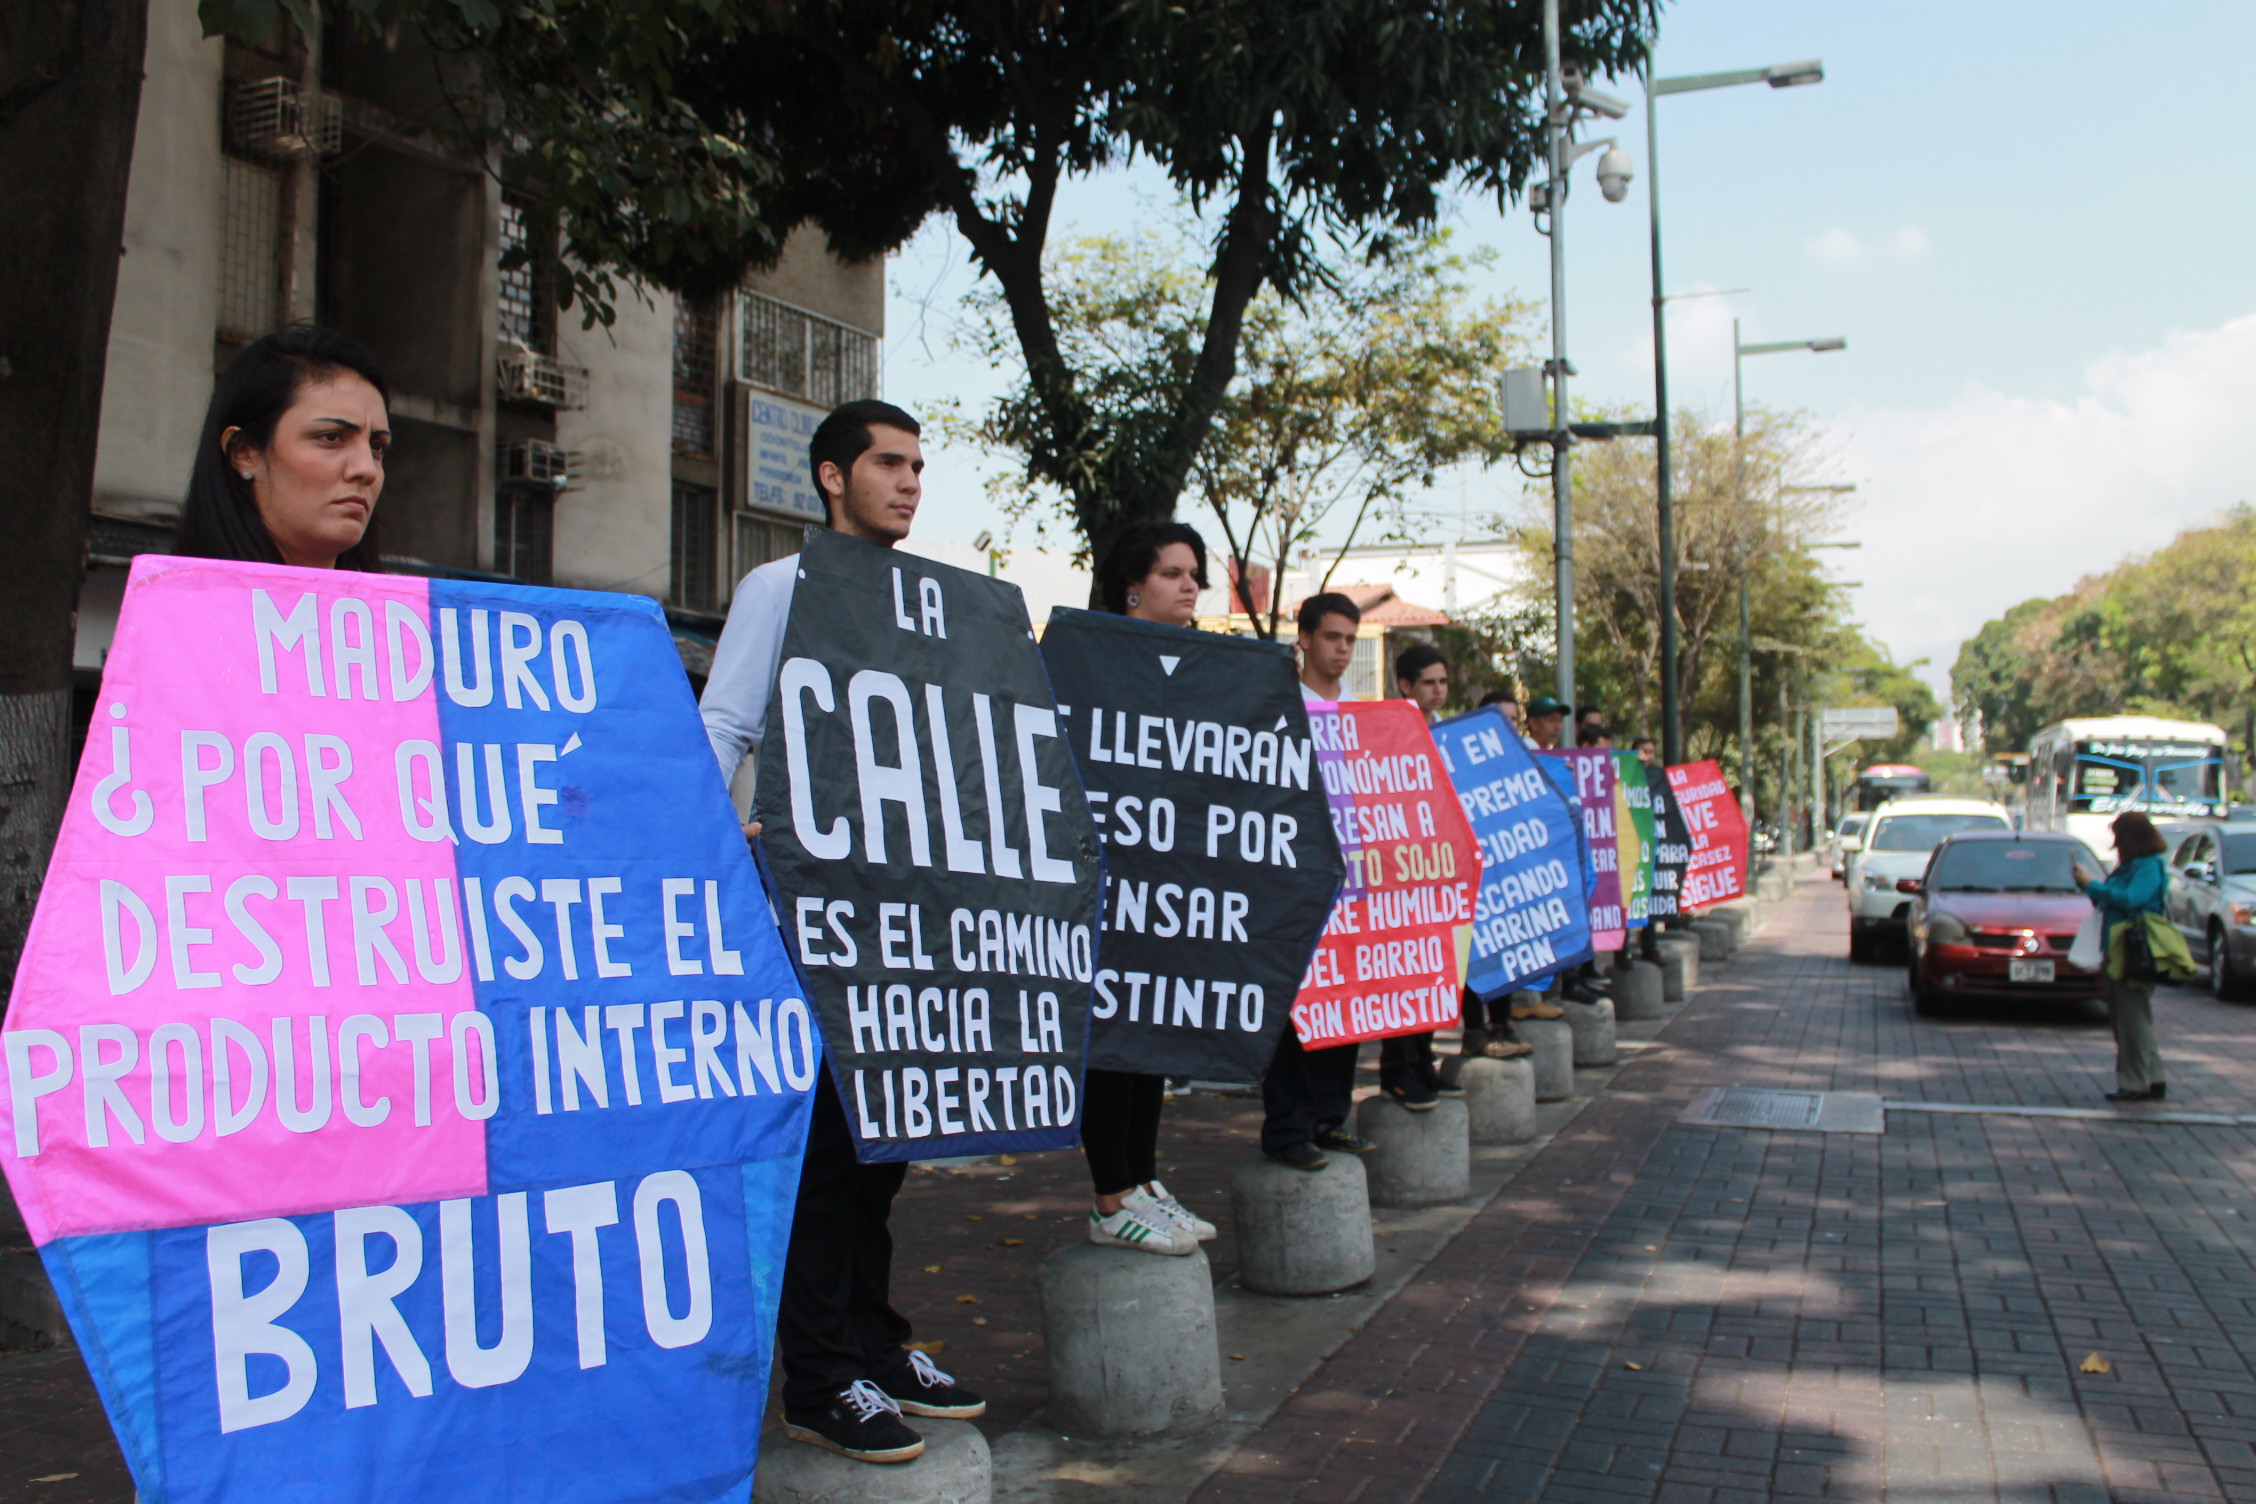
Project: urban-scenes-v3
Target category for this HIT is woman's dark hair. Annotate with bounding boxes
[1095,520,1208,615]
[2112,811,2167,860]
[175,325,389,570]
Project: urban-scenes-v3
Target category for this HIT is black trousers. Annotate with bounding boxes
[1378,1031,1438,1093]
[1081,1068,1166,1195]
[1260,1031,1359,1152]
[1461,986,1517,1033]
[778,1072,911,1412]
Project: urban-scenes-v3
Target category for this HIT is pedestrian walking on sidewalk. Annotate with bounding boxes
[1077,522,1220,1256]
[2072,812,2172,1103]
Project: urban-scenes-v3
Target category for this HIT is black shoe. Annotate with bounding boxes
[1383,1079,1440,1110]
[878,1349,986,1419]
[2151,1083,2167,1100]
[784,1381,925,1463]
[1267,1140,1330,1171]
[1313,1127,1378,1155]
[2104,1087,2159,1104]
[1428,1069,1465,1099]
[1562,980,1605,1004]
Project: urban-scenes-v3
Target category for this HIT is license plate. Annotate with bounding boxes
[2010,959,2055,983]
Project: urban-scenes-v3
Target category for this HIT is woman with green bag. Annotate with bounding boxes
[2071,813,2182,1102]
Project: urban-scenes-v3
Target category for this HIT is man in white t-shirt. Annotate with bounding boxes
[699,399,981,1464]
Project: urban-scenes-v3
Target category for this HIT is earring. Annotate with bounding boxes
[239,471,253,480]
[1127,590,1140,607]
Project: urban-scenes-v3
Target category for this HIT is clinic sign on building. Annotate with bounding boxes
[742,394,830,524]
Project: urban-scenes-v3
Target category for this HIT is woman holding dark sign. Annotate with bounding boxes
[174,325,391,569]
[1078,520,1220,1256]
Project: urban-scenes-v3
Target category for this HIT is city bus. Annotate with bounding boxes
[2023,716,2229,859]
[1853,764,1932,812]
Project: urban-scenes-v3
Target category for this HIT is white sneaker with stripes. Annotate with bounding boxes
[1088,1202,1193,1255]
[1129,1182,1216,1241]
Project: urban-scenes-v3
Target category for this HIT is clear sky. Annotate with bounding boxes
[880,0,2256,704]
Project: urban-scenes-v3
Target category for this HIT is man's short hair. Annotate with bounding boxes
[1576,704,1604,724]
[1632,736,1656,752]
[1394,642,1447,686]
[1297,592,1361,636]
[1477,689,1518,709]
[808,399,923,515]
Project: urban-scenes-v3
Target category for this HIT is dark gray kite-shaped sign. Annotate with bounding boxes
[1039,608,1345,1081]
[756,529,1103,1161]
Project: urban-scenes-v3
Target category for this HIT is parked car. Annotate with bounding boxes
[1901,830,2108,1015]
[1824,812,1871,882]
[2164,822,2256,999]
[1846,796,2015,961]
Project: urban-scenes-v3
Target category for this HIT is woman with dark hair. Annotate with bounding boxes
[2073,812,2172,1102]
[174,325,390,569]
[1080,519,1214,1256]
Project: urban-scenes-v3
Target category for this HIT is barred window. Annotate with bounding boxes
[739,291,876,407]
[497,202,553,354]
[670,481,720,612]
[495,488,554,586]
[672,300,719,459]
[1346,634,1381,700]
[732,512,801,582]
[218,156,283,341]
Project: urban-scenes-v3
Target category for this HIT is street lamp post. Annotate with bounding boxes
[1645,52,1823,765]
[1730,324,1844,851]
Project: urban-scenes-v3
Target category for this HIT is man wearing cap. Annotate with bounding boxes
[1524,695,1568,750]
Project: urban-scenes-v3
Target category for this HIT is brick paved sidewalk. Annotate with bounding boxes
[1196,877,2256,1504]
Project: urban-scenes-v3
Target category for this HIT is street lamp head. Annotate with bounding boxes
[1595,144,1635,202]
[1567,76,1632,120]
[1764,60,1824,88]
[1808,337,1847,352]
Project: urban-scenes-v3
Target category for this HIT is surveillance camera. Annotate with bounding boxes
[1528,179,1553,215]
[1569,83,1630,120]
[1595,145,1634,203]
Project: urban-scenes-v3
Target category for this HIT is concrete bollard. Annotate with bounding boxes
[1711,905,1752,942]
[1655,933,1699,996]
[1231,1155,1375,1296]
[1612,959,1665,1021]
[1755,869,1790,904]
[1565,997,1617,1067]
[1041,1244,1224,1438]
[756,1420,990,1504]
[1519,1017,1574,1101]
[1689,917,1734,962]
[1455,1056,1538,1144]
[1354,1096,1470,1208]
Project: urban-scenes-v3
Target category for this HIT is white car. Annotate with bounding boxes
[1846,796,2015,962]
[1825,812,1871,882]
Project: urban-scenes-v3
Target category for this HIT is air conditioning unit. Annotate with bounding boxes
[227,77,342,160]
[496,347,590,410]
[497,439,583,490]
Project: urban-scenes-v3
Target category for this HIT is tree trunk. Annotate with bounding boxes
[0,0,148,1000]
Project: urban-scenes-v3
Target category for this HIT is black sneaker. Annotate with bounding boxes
[1267,1140,1330,1171]
[878,1349,986,1419]
[1384,1080,1441,1111]
[1313,1128,1378,1155]
[783,1380,925,1463]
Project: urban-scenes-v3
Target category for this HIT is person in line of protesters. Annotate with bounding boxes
[1507,695,1578,1016]
[1632,736,1658,767]
[173,324,392,570]
[1576,723,1614,749]
[1379,644,1475,1106]
[1481,687,1524,734]
[1402,653,1537,1066]
[702,400,982,1465]
[1260,592,1381,1171]
[1576,705,1607,743]
[1076,520,1223,1256]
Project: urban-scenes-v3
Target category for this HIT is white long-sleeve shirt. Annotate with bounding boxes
[699,554,799,785]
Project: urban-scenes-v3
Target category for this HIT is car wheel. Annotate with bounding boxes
[1849,925,1873,964]
[2211,924,2252,1001]
[1907,947,1946,1015]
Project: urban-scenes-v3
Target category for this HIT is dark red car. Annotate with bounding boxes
[1900,830,2108,1015]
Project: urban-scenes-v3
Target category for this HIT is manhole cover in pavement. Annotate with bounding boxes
[1678,1088,1885,1134]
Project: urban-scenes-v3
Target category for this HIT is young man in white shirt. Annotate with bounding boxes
[700,399,980,1464]
[1261,593,1377,1169]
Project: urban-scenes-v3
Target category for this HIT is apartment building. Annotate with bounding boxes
[78,5,883,697]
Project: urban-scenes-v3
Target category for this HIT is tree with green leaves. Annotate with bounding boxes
[207,0,1655,560]
[952,227,1533,635]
